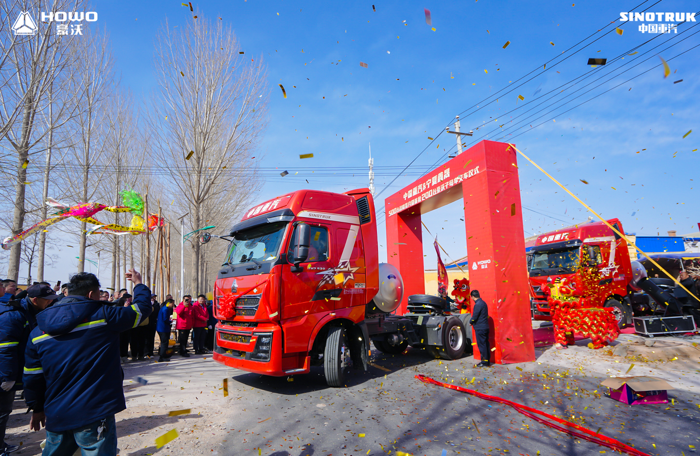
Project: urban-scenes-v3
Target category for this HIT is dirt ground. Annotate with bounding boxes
[4,331,700,455]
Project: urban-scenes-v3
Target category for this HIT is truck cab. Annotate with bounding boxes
[211,188,379,382]
[528,218,634,326]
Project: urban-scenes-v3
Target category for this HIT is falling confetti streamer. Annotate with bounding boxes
[587,58,607,65]
[21,159,29,169]
[372,5,376,12]
[155,429,179,449]
[185,151,194,160]
[673,79,683,84]
[188,2,193,12]
[616,27,623,35]
[360,62,368,68]
[659,56,670,78]
[518,95,524,101]
[280,170,289,177]
[223,378,229,397]
[168,409,191,417]
[299,153,314,159]
[424,8,432,26]
[580,179,589,184]
[503,40,511,49]
[279,84,287,98]
[683,130,692,138]
[550,41,555,46]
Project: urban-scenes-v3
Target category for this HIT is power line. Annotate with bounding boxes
[372,0,659,201]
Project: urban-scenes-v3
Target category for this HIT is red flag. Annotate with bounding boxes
[434,238,448,297]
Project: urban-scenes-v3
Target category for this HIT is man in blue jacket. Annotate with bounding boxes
[0,283,58,455]
[156,299,174,362]
[469,290,491,367]
[24,269,152,456]
[0,280,17,304]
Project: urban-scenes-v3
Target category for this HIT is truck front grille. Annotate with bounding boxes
[219,332,251,344]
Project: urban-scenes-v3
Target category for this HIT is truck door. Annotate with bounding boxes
[280,223,338,353]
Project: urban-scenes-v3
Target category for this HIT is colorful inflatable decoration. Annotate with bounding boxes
[451,278,471,313]
[1,190,163,250]
[543,277,620,349]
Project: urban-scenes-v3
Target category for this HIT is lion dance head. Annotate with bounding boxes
[451,278,471,313]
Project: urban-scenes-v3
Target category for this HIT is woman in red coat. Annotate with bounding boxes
[192,295,209,354]
[174,295,194,357]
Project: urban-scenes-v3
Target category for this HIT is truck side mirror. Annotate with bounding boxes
[291,224,310,271]
[586,246,597,267]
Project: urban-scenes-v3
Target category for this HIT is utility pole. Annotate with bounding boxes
[446,115,473,158]
[368,143,375,196]
[178,213,189,300]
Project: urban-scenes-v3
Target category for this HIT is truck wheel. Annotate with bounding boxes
[604,299,629,328]
[440,318,467,360]
[324,327,349,387]
[373,338,408,355]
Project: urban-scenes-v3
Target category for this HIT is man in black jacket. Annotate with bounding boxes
[469,290,491,367]
[675,270,699,326]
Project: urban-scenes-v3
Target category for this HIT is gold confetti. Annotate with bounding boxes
[359,433,366,437]
[580,179,589,184]
[168,409,191,417]
[616,27,623,35]
[659,56,670,78]
[223,378,228,397]
[279,84,287,98]
[472,419,480,433]
[518,95,524,101]
[155,429,179,449]
[185,151,194,160]
[683,130,692,138]
[180,71,184,77]
[503,40,511,49]
[299,153,314,159]
[21,159,29,169]
[625,364,635,374]
[550,41,555,46]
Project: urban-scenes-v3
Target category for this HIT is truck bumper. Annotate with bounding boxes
[212,324,310,376]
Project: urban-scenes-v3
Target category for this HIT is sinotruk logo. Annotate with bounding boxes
[12,11,38,36]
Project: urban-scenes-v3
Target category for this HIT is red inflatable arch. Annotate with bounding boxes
[384,140,535,364]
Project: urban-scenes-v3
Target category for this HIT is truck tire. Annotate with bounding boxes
[373,338,408,355]
[324,326,349,387]
[604,299,629,328]
[440,318,467,360]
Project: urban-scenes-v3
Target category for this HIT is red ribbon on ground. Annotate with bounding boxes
[415,374,650,456]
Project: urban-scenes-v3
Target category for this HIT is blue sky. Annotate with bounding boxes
[19,0,700,283]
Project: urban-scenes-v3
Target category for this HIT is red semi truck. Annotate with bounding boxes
[208,188,472,386]
[527,218,642,326]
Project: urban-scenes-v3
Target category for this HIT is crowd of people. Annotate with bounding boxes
[0,273,218,455]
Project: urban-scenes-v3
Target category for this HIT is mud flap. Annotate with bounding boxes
[350,322,370,371]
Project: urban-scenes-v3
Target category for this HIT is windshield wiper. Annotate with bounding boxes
[246,258,262,270]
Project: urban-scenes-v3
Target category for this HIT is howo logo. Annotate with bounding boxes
[11,10,98,36]
[12,11,38,35]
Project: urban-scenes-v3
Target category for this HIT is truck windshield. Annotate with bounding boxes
[529,247,580,275]
[225,221,288,265]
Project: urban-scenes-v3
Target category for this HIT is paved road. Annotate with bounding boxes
[213,343,700,456]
